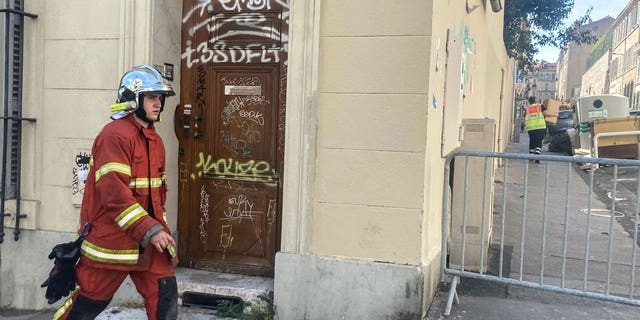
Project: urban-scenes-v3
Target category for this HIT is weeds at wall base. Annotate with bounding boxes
[216,293,275,320]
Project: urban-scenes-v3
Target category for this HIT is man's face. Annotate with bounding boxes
[142,93,163,122]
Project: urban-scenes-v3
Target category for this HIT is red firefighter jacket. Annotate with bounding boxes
[79,114,169,271]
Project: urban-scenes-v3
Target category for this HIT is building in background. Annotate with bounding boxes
[519,61,556,103]
[522,70,539,100]
[582,30,613,97]
[557,16,615,101]
[608,0,640,109]
[535,61,557,101]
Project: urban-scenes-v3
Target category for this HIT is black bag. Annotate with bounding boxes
[41,223,91,304]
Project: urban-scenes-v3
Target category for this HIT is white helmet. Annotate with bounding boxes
[111,65,175,120]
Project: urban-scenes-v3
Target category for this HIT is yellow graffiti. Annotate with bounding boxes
[193,152,278,187]
[220,224,234,260]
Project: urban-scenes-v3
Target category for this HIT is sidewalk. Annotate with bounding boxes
[0,306,226,320]
[426,132,640,319]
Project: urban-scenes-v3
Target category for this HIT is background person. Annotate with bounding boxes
[525,96,547,160]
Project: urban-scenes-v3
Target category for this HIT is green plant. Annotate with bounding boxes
[216,300,245,318]
[242,294,275,320]
[216,294,276,320]
[242,303,275,320]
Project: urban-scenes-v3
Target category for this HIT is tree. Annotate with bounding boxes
[504,0,596,70]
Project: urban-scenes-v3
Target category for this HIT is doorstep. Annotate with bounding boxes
[175,267,274,306]
[0,268,273,320]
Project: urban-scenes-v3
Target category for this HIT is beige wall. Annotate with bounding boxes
[20,0,511,267]
[557,50,569,100]
[313,0,430,264]
[582,52,611,96]
[2,0,182,309]
[23,0,121,233]
[558,17,614,101]
[278,0,512,317]
[17,0,182,234]
[310,0,513,265]
[309,0,510,300]
[152,0,183,230]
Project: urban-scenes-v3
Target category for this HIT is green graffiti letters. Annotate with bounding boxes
[193,152,277,187]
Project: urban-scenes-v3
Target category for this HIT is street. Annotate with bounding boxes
[589,164,640,246]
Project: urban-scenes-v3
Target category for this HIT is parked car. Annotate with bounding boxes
[547,110,575,135]
[630,109,640,116]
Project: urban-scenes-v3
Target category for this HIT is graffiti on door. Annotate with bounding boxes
[182,0,289,68]
[179,0,288,275]
[192,152,277,187]
[199,185,211,244]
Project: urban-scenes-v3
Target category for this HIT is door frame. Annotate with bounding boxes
[176,0,321,269]
[178,0,310,273]
[278,0,322,255]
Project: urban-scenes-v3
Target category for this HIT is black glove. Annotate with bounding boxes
[40,239,82,304]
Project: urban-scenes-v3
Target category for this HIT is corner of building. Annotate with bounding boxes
[274,252,431,319]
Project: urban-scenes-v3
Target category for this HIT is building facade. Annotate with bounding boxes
[521,61,557,102]
[609,0,640,109]
[582,50,613,96]
[535,62,558,101]
[582,30,613,97]
[557,16,615,101]
[0,1,514,318]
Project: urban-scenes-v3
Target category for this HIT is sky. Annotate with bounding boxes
[535,0,630,62]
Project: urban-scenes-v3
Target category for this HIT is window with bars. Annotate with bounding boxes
[0,0,26,200]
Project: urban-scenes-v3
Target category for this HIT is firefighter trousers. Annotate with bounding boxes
[52,249,177,320]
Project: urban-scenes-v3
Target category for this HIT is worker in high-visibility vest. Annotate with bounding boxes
[524,96,547,158]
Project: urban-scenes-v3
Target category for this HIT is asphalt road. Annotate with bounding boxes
[581,163,640,246]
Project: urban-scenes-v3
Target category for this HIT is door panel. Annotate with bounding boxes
[189,67,279,275]
[178,0,288,277]
[196,177,277,273]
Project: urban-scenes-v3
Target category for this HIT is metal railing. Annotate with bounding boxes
[593,130,640,160]
[441,150,640,315]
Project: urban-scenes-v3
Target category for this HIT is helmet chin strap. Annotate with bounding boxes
[134,106,155,124]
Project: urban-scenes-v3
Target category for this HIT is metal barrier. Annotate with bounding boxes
[593,130,640,160]
[441,150,640,315]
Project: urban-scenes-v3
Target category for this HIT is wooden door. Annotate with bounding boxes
[177,0,288,276]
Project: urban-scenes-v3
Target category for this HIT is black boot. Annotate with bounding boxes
[65,294,111,320]
[156,276,178,320]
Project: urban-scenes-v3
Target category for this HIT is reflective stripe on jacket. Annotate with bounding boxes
[79,114,169,271]
[524,103,546,131]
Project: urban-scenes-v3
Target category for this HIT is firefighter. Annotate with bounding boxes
[52,65,178,320]
[524,96,547,160]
